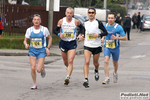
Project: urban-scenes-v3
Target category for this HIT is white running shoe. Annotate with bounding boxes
[31,85,37,90]
[41,66,46,78]
[102,78,110,84]
[113,72,118,83]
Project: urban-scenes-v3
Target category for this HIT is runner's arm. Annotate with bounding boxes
[54,19,62,37]
[96,19,108,38]
[75,19,85,36]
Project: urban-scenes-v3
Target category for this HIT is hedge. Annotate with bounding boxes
[0,36,61,49]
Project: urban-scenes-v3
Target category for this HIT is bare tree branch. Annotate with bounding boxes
[94,0,101,8]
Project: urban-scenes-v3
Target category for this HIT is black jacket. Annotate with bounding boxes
[123,17,131,28]
[115,16,121,25]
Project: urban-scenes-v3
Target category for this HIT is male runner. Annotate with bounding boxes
[24,14,52,89]
[54,7,84,85]
[101,12,126,84]
[83,7,108,88]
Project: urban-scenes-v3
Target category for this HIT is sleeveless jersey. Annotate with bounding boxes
[60,17,77,41]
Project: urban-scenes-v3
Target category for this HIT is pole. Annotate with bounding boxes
[48,0,54,36]
[104,0,107,24]
[104,0,107,9]
[126,0,128,14]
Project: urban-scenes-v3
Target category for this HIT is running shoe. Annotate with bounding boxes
[64,76,70,85]
[94,72,99,81]
[102,78,110,84]
[31,85,37,90]
[41,65,46,78]
[113,72,118,83]
[83,79,89,88]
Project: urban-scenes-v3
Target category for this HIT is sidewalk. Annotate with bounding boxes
[0,41,84,56]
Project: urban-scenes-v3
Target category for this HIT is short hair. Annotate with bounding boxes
[88,7,96,13]
[108,12,116,18]
[66,7,74,13]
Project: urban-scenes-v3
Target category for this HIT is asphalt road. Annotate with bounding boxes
[0,29,150,100]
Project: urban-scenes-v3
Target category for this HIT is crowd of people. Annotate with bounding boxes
[23,7,127,89]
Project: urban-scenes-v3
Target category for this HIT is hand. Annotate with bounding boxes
[93,33,98,38]
[77,34,84,42]
[25,44,29,49]
[111,35,117,40]
[60,33,64,38]
[101,38,104,43]
[46,48,50,56]
[120,17,122,19]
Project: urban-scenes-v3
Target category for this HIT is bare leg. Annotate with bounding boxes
[67,49,76,76]
[84,50,92,78]
[93,53,100,71]
[30,56,37,84]
[104,56,110,77]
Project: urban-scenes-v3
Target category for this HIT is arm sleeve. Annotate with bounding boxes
[25,28,30,39]
[54,26,61,36]
[77,24,85,36]
[97,19,108,38]
[44,27,50,37]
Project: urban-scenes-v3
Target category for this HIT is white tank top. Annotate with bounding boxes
[84,19,101,48]
[60,17,77,41]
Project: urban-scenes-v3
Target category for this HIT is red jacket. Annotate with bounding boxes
[0,19,3,29]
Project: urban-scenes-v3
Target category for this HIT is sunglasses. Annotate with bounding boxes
[88,12,95,14]
[33,14,41,18]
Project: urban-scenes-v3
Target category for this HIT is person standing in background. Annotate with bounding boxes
[0,16,3,37]
[123,14,131,40]
[137,12,141,32]
[132,13,137,29]
[115,13,122,25]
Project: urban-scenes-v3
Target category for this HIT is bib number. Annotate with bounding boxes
[64,29,74,38]
[32,38,42,48]
[106,40,115,48]
[87,34,96,40]
[64,32,73,38]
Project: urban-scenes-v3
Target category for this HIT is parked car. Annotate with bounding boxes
[74,14,87,35]
[140,15,150,31]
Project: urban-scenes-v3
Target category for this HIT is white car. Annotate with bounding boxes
[140,15,150,31]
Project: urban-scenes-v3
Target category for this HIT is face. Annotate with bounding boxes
[107,14,116,25]
[32,16,41,26]
[88,9,96,20]
[65,9,74,20]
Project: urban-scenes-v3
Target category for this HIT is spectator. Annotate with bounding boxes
[0,16,3,37]
[132,13,137,29]
[123,14,131,40]
[115,13,122,25]
[137,12,141,32]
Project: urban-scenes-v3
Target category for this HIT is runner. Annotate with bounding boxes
[101,12,126,84]
[24,14,52,89]
[54,7,84,85]
[83,7,108,88]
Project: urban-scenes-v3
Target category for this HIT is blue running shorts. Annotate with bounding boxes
[28,47,46,59]
[104,46,120,61]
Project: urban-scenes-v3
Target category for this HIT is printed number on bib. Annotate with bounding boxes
[64,30,74,38]
[106,40,115,49]
[32,38,42,48]
[86,31,96,40]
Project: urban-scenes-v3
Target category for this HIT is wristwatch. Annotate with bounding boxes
[47,47,50,50]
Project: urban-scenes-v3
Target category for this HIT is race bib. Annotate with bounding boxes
[86,31,96,40]
[32,38,42,48]
[64,29,74,38]
[106,40,115,48]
